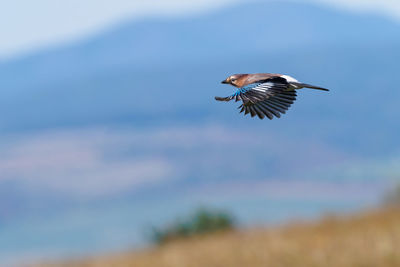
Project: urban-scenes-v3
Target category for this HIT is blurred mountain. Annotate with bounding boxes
[0,2,399,155]
[1,0,399,224]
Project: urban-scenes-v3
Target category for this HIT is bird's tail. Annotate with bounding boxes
[292,82,329,91]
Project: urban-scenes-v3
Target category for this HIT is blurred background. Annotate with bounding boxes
[1,0,400,266]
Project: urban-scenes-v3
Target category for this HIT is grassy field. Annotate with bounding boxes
[41,207,400,267]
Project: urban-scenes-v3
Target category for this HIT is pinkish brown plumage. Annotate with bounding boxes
[217,73,329,120]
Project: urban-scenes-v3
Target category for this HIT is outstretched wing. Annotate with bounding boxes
[237,82,297,120]
[215,78,297,120]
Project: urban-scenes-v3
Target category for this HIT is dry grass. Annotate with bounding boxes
[41,207,400,267]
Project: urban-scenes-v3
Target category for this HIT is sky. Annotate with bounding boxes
[0,0,399,60]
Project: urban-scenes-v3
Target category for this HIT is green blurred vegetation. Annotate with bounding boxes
[150,208,235,244]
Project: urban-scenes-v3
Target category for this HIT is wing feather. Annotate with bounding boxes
[261,102,281,118]
[253,105,265,119]
[249,106,257,117]
[257,103,274,120]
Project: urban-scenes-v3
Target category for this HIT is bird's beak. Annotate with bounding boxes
[221,79,229,84]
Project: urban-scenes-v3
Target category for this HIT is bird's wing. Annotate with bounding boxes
[215,78,297,120]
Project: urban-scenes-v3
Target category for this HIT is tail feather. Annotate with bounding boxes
[292,82,329,91]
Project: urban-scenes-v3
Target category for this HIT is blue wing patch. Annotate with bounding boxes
[233,83,262,97]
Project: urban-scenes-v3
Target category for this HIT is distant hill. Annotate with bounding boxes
[0,2,399,156]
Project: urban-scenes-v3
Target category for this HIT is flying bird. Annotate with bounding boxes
[215,73,329,120]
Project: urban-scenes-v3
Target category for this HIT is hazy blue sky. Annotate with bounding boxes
[0,0,399,60]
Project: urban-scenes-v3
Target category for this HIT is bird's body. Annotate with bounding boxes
[216,73,329,120]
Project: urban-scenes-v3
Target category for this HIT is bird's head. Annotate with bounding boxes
[221,74,247,87]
